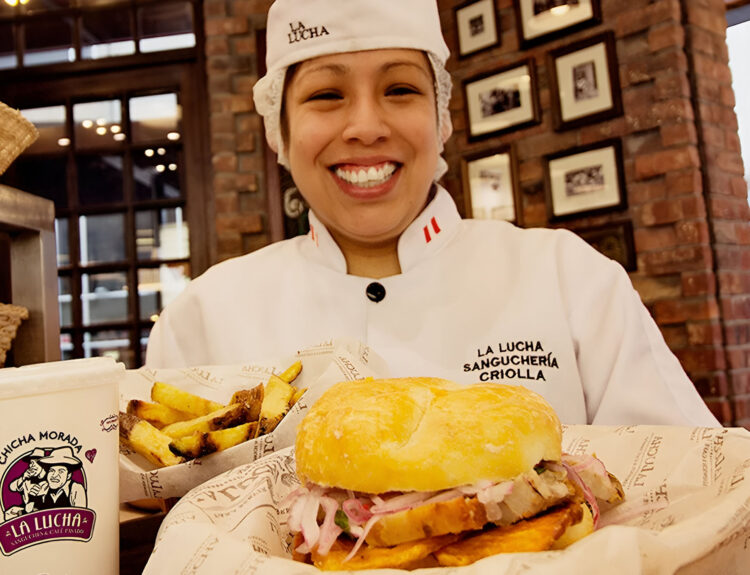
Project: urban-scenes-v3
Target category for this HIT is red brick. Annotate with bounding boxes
[212,152,238,172]
[719,272,750,295]
[648,21,685,52]
[615,0,681,37]
[654,73,691,100]
[709,196,750,219]
[215,212,263,235]
[204,0,227,18]
[205,36,230,56]
[665,169,703,195]
[660,122,697,147]
[639,198,683,226]
[214,192,239,215]
[726,347,750,370]
[236,131,256,153]
[634,226,678,251]
[518,159,543,183]
[686,4,732,35]
[721,295,750,320]
[733,396,750,422]
[211,133,236,154]
[652,297,719,324]
[686,321,723,346]
[682,270,716,297]
[640,245,712,275]
[674,346,725,371]
[661,324,688,348]
[693,371,729,397]
[205,17,249,37]
[730,176,749,199]
[730,370,750,395]
[628,178,668,204]
[231,0,274,16]
[724,323,750,346]
[693,53,733,84]
[579,117,627,145]
[634,146,700,179]
[675,220,710,244]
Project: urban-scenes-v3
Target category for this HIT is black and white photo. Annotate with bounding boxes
[513,0,600,48]
[463,60,540,140]
[549,32,622,131]
[544,139,626,221]
[462,147,521,224]
[455,0,500,57]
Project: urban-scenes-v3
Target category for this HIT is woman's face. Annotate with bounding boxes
[284,49,441,247]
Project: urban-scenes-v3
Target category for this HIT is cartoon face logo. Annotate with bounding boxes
[1,447,88,521]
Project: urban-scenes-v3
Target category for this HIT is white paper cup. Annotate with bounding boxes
[0,357,124,574]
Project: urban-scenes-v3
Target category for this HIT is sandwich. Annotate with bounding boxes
[287,377,624,570]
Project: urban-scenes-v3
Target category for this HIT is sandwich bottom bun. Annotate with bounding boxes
[295,377,562,493]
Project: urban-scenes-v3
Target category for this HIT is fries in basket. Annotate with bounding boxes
[120,360,305,467]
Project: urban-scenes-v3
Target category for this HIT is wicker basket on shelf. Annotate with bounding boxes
[0,100,39,176]
[0,303,29,368]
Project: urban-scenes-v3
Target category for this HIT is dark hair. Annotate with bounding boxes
[280,63,300,148]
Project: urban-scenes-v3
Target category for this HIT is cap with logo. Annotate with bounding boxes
[253,0,453,177]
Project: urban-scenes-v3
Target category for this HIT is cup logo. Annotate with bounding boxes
[0,447,96,556]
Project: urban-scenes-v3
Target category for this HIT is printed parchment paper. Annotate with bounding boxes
[143,425,750,575]
[119,339,389,502]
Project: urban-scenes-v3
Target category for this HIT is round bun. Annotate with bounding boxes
[294,377,562,493]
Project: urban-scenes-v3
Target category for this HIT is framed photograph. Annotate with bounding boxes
[461,146,521,224]
[544,139,626,221]
[463,59,540,141]
[513,0,601,49]
[575,220,636,271]
[455,0,500,58]
[548,31,622,131]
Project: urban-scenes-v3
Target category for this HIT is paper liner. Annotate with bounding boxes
[119,338,390,502]
[143,425,750,574]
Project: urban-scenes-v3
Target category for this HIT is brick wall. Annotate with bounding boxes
[438,0,749,426]
[201,0,749,426]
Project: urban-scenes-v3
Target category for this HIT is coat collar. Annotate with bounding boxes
[300,185,462,275]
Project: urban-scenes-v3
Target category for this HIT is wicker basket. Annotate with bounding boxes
[0,101,39,176]
[0,303,29,368]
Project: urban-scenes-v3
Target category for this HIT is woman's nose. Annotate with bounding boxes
[340,96,391,145]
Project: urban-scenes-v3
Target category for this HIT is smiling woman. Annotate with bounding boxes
[146,0,719,444]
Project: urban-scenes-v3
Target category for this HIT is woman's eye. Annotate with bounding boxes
[387,85,421,96]
[307,91,342,101]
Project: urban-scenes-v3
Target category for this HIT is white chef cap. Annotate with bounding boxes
[252,0,454,180]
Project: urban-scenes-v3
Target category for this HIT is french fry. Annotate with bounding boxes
[278,360,303,383]
[150,381,224,417]
[119,412,185,467]
[289,387,307,408]
[230,384,264,421]
[160,402,255,439]
[127,399,191,429]
[169,421,259,459]
[258,374,295,435]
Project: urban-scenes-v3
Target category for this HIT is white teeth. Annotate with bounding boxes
[335,163,397,187]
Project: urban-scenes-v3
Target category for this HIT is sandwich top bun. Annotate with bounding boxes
[295,377,562,493]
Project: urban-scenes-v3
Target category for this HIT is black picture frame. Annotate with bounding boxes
[575,220,637,271]
[548,31,622,131]
[461,145,522,225]
[543,138,627,221]
[512,0,602,49]
[454,0,501,58]
[462,59,541,141]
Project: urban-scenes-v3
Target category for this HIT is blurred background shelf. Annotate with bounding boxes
[0,184,60,366]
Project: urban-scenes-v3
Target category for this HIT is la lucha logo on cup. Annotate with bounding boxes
[0,425,106,556]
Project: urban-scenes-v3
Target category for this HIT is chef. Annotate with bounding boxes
[146,0,719,427]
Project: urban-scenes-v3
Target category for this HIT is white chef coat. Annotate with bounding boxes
[147,187,720,427]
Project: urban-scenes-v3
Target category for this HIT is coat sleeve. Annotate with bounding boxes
[557,231,721,427]
[145,284,210,368]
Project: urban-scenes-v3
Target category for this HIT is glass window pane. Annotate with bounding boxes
[55,217,70,266]
[81,271,129,325]
[24,18,75,66]
[22,0,74,12]
[9,156,68,208]
[77,154,124,205]
[83,329,134,368]
[79,213,125,264]
[138,263,190,321]
[21,105,68,154]
[136,207,189,261]
[138,2,195,53]
[133,146,182,201]
[60,332,74,361]
[73,100,125,149]
[0,23,17,70]
[58,275,72,327]
[129,93,181,144]
[81,8,135,60]
[140,327,150,363]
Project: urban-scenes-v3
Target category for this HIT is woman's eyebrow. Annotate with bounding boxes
[296,62,349,80]
[381,61,432,81]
